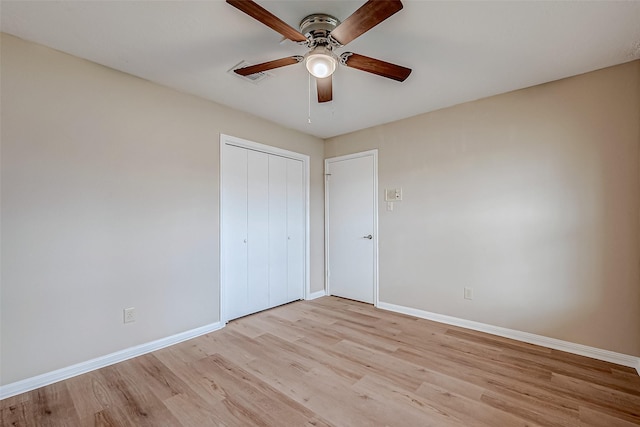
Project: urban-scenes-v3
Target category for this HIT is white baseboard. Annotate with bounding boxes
[0,321,224,400]
[306,289,327,300]
[377,301,640,375]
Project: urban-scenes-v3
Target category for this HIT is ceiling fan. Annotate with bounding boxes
[227,0,412,103]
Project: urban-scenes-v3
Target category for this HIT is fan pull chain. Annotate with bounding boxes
[308,72,312,124]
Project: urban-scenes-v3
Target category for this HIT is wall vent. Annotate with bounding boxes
[228,61,272,84]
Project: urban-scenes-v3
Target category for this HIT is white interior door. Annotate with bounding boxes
[326,150,378,304]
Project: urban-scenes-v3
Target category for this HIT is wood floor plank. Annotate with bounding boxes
[163,392,248,427]
[2,296,639,426]
[273,301,340,326]
[414,380,541,427]
[480,392,578,427]
[258,333,366,384]
[155,338,210,365]
[551,373,640,424]
[65,371,109,420]
[191,353,331,426]
[393,345,584,418]
[1,399,37,426]
[2,381,81,427]
[579,405,640,427]
[152,348,229,406]
[294,365,440,427]
[352,373,471,427]
[94,364,182,426]
[82,409,121,426]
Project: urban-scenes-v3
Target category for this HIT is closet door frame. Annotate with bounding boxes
[219,134,310,324]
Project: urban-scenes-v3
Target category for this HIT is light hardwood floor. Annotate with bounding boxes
[2,296,640,426]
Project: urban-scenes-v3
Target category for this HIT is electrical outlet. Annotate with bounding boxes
[123,307,136,323]
[464,287,474,300]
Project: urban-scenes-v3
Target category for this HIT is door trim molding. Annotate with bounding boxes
[220,134,311,324]
[324,149,379,306]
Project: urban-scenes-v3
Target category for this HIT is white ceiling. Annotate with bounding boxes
[2,1,640,139]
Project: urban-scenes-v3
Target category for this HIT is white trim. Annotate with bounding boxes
[324,160,330,300]
[373,151,379,307]
[324,149,379,307]
[378,301,640,374]
[0,321,224,400]
[219,134,311,323]
[305,290,327,300]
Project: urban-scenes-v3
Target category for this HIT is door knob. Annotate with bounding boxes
[363,234,373,239]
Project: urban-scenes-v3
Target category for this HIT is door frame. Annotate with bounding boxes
[324,149,379,306]
[220,134,310,324]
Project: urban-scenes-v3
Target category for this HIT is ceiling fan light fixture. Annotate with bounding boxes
[305,47,337,78]
[226,0,412,104]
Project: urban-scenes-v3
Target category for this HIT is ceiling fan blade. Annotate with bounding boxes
[317,76,333,103]
[330,0,403,46]
[234,56,303,76]
[226,0,307,43]
[341,52,411,82]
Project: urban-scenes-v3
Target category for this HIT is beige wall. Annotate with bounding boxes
[2,31,639,388]
[0,34,324,385]
[326,60,640,356]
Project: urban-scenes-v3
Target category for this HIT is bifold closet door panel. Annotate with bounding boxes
[247,150,271,314]
[287,159,305,301]
[224,145,249,321]
[268,155,289,307]
[223,141,306,322]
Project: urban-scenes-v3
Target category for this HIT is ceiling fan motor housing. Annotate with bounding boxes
[299,14,341,48]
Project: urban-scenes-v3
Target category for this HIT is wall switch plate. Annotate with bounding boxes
[123,307,136,323]
[387,201,394,211]
[385,188,403,201]
[464,287,474,300]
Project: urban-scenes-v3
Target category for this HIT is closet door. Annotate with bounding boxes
[247,150,270,314]
[222,136,307,322]
[224,145,248,321]
[286,159,304,301]
[268,155,288,307]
